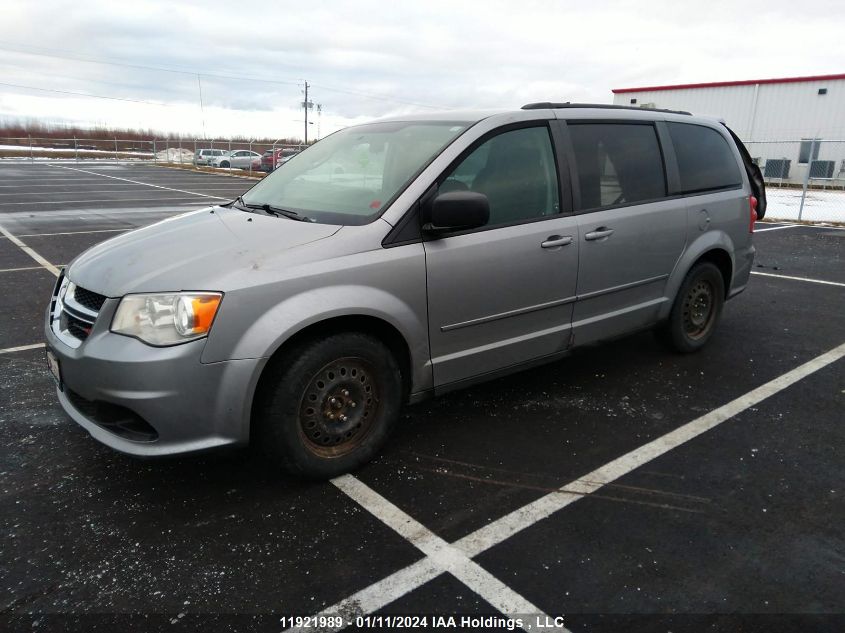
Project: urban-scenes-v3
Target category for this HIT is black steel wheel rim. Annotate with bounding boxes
[682,279,715,340]
[298,357,380,458]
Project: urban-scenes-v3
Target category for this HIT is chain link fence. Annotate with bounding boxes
[150,139,306,175]
[0,137,306,177]
[3,135,843,223]
[744,139,845,223]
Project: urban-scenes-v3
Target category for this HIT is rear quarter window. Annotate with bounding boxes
[668,122,742,194]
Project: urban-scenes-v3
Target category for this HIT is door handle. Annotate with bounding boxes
[541,235,573,249]
[584,227,614,241]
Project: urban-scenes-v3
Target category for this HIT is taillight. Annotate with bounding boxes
[749,196,758,233]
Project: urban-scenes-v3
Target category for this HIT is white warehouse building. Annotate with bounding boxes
[611,73,845,186]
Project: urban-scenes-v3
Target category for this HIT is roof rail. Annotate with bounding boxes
[520,102,692,116]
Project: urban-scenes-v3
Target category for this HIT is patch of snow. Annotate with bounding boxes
[765,187,845,223]
[0,144,152,157]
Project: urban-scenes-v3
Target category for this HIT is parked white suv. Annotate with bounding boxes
[193,148,226,166]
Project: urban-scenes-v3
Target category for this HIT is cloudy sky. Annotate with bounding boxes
[1,0,844,140]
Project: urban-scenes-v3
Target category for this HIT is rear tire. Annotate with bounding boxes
[658,262,725,353]
[254,332,402,479]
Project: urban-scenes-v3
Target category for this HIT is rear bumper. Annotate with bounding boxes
[729,243,756,299]
[45,300,261,457]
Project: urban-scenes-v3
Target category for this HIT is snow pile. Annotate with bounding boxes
[765,187,845,223]
[155,147,195,163]
[0,144,151,156]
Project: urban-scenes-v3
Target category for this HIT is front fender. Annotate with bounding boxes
[203,284,432,393]
[658,230,736,321]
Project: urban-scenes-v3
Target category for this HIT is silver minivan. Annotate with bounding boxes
[45,104,763,478]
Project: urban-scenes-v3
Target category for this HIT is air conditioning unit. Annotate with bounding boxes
[809,160,835,179]
[764,159,791,179]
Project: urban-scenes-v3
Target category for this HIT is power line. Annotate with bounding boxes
[0,81,174,106]
[0,41,450,110]
[0,42,302,86]
[310,83,447,110]
[0,65,174,93]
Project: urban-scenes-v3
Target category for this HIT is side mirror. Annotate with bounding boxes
[423,191,490,234]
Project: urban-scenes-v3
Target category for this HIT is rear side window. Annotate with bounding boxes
[668,122,742,194]
[568,123,666,210]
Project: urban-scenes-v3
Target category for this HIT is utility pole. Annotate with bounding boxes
[303,81,310,144]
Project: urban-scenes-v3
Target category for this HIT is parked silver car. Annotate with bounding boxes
[45,104,762,478]
[209,150,262,170]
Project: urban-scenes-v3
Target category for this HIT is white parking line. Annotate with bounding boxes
[455,343,845,556]
[0,179,238,185]
[0,343,45,355]
[294,558,442,628]
[5,189,247,196]
[0,182,249,187]
[759,222,845,231]
[792,223,845,231]
[0,196,222,206]
[307,341,845,627]
[755,224,799,232]
[0,224,60,276]
[45,164,230,199]
[330,475,565,633]
[0,265,54,273]
[751,271,845,288]
[15,229,129,238]
[0,179,108,183]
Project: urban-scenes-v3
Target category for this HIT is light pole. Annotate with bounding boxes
[197,74,207,140]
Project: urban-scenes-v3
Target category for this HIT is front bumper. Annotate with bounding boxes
[45,297,261,457]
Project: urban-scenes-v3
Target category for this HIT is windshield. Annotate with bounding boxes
[241,120,471,225]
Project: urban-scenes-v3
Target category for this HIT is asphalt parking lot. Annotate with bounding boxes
[1,162,843,632]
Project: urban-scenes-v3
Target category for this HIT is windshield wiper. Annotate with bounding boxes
[229,196,310,222]
[230,195,254,212]
[260,204,311,222]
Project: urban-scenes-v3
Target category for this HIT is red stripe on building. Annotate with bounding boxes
[612,73,845,94]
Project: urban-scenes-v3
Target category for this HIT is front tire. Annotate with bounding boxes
[254,332,402,479]
[659,262,725,353]
[220,160,230,168]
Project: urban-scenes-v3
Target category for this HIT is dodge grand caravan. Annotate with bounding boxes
[45,104,763,478]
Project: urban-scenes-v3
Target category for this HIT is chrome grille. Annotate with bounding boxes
[65,313,93,340]
[50,274,108,348]
[70,286,107,312]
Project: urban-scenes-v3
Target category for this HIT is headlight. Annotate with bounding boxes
[111,292,222,346]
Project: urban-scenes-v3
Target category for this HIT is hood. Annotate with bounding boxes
[66,206,341,296]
